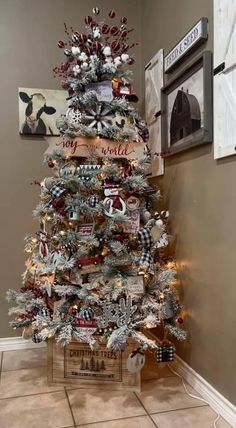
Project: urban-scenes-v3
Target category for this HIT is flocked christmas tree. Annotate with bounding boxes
[7,7,186,368]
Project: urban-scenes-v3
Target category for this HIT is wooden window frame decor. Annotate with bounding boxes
[161,51,213,156]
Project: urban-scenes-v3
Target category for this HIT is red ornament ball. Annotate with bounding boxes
[108,10,116,18]
[85,15,93,25]
[128,57,135,65]
[92,41,102,51]
[58,40,65,48]
[90,20,97,28]
[120,17,128,24]
[177,317,184,324]
[120,30,127,38]
[102,23,110,34]
[61,82,70,90]
[111,40,120,51]
[48,160,55,168]
[110,26,119,36]
[79,33,87,43]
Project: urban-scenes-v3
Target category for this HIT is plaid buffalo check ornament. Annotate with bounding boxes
[50,185,66,199]
[89,194,99,207]
[156,340,175,362]
[32,330,43,343]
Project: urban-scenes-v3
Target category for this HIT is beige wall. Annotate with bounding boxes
[0,0,142,335]
[141,0,236,406]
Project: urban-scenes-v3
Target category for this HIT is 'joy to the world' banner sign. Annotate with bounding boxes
[45,136,146,160]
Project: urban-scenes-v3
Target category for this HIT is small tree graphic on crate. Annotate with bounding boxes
[100,360,106,371]
[80,358,85,370]
[90,357,96,371]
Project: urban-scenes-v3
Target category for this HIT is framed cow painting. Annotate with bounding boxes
[18,88,67,135]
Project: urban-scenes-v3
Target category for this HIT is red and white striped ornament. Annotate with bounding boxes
[120,17,128,24]
[85,15,93,25]
[57,40,65,48]
[108,10,116,18]
[102,23,110,34]
[110,26,119,36]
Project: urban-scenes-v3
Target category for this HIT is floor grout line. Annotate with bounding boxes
[76,414,155,427]
[133,392,158,428]
[149,403,210,416]
[0,389,65,401]
[65,387,77,428]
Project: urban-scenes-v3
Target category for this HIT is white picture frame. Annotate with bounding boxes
[145,49,164,177]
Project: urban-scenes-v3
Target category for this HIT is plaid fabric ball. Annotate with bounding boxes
[38,308,51,317]
[156,344,174,362]
[138,228,153,248]
[50,185,66,199]
[32,331,43,343]
[79,307,94,321]
[89,194,99,207]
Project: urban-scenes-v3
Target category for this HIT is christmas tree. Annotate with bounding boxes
[7,7,186,363]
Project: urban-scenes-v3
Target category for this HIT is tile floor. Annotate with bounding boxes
[0,347,232,428]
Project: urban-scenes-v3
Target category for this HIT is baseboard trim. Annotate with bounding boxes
[0,337,46,351]
[174,355,236,427]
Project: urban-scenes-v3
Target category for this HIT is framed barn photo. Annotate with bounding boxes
[18,87,67,136]
[161,51,213,156]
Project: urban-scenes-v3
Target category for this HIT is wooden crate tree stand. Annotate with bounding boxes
[48,338,141,391]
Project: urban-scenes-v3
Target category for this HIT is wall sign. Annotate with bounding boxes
[164,18,208,73]
[213,0,236,159]
[145,49,164,177]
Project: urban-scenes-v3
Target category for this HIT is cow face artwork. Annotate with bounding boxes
[18,88,67,136]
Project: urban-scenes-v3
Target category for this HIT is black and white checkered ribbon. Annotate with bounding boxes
[138,228,153,248]
[50,185,66,199]
[140,247,153,267]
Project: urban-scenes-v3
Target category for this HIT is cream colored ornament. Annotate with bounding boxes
[126,195,140,211]
[150,219,164,242]
[142,210,152,223]
[41,177,54,191]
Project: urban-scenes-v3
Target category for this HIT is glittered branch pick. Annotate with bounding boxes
[97,296,137,328]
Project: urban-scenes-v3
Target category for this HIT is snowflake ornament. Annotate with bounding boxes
[66,108,83,126]
[83,104,114,133]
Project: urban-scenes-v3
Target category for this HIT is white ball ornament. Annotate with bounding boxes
[142,210,152,223]
[103,46,111,56]
[71,46,80,56]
